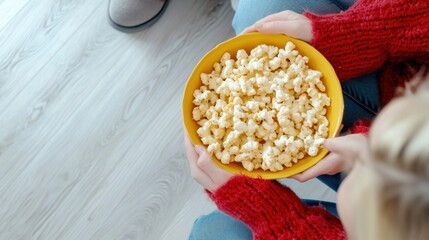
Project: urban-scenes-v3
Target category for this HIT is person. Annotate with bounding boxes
[186,0,429,238]
[107,0,239,32]
[185,75,429,239]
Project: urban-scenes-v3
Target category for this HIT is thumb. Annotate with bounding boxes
[323,137,347,153]
[194,145,218,173]
[324,134,367,157]
[323,136,354,155]
[194,145,232,183]
[194,145,205,156]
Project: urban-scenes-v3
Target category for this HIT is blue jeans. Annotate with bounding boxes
[189,1,381,238]
[232,0,354,34]
[189,211,253,240]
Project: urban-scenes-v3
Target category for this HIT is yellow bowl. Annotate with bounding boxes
[183,33,344,179]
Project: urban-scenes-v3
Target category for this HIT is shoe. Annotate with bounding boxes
[108,0,169,33]
[231,0,239,11]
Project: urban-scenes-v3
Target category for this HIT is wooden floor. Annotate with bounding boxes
[0,0,335,239]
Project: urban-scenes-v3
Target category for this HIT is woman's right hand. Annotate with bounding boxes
[242,10,313,43]
[290,134,368,182]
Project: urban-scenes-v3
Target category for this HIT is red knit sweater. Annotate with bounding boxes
[304,0,429,106]
[207,1,428,239]
[209,176,345,240]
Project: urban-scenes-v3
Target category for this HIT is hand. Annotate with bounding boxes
[184,131,233,193]
[242,10,313,43]
[291,134,368,182]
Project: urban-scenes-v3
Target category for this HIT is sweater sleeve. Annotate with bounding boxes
[350,119,371,135]
[304,0,429,81]
[208,175,346,240]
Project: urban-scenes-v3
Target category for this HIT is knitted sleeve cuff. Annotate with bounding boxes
[304,0,429,81]
[304,8,388,80]
[209,175,345,240]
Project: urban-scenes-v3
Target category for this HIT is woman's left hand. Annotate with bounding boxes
[242,10,313,43]
[184,131,233,193]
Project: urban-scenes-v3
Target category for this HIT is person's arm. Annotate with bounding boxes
[304,0,429,80]
[184,132,345,239]
[209,175,346,240]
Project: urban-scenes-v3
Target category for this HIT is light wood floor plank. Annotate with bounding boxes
[0,0,32,30]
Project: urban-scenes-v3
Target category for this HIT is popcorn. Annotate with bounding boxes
[207,142,221,154]
[242,160,255,171]
[220,151,231,164]
[242,137,259,152]
[233,119,247,133]
[192,42,331,172]
[246,119,258,136]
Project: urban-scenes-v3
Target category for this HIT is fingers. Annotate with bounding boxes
[183,130,231,192]
[242,25,258,34]
[263,21,311,42]
[257,21,298,35]
[189,149,218,192]
[242,22,312,43]
[255,10,305,25]
[243,21,312,42]
[241,11,312,42]
[324,134,367,157]
[195,146,233,184]
[184,132,217,191]
[323,137,345,153]
[194,145,218,182]
[290,173,309,182]
[184,131,198,162]
[306,134,370,178]
[242,11,298,34]
[290,153,341,182]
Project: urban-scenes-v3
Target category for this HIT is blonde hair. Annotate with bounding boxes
[350,75,429,240]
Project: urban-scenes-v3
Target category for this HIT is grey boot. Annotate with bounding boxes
[108,0,169,32]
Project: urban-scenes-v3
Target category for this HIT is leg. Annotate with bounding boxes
[341,71,381,130]
[232,0,350,34]
[189,211,252,240]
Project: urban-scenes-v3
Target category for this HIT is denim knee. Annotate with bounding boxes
[232,0,347,34]
[341,71,381,130]
[188,211,252,240]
